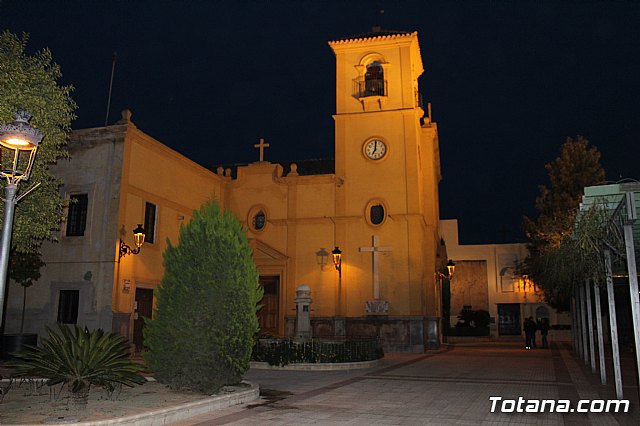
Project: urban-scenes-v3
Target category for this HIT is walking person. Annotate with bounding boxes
[539,318,550,348]
[523,317,535,349]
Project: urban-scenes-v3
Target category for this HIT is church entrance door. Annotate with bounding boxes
[258,276,279,335]
[133,288,154,352]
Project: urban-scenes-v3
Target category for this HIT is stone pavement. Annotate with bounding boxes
[173,342,640,425]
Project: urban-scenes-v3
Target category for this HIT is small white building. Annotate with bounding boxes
[440,219,571,341]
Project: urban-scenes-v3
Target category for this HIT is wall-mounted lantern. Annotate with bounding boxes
[331,246,342,276]
[437,259,456,280]
[446,259,456,279]
[119,224,146,262]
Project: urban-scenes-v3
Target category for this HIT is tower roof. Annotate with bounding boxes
[329,27,416,46]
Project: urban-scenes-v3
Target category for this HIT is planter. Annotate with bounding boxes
[1,333,38,360]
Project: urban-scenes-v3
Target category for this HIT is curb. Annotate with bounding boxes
[7,381,259,426]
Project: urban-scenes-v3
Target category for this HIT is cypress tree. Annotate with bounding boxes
[143,201,262,393]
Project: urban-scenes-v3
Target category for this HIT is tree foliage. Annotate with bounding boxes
[0,31,76,253]
[8,250,45,333]
[143,201,263,394]
[523,136,605,309]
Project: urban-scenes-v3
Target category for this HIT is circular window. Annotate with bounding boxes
[365,199,388,227]
[253,210,266,230]
[247,205,268,232]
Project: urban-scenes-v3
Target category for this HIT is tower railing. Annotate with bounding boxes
[353,77,387,98]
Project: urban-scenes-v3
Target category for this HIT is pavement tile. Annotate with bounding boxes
[169,342,639,425]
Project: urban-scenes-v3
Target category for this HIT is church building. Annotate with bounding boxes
[4,29,446,352]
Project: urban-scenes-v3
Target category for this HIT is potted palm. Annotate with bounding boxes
[1,251,43,360]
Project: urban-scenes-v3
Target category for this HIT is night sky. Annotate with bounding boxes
[2,1,639,244]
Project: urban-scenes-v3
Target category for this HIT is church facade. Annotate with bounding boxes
[4,30,445,352]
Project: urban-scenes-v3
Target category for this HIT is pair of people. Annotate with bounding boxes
[524,317,550,349]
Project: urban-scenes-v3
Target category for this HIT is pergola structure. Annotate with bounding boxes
[574,182,640,399]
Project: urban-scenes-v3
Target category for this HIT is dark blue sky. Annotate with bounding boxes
[2,1,639,244]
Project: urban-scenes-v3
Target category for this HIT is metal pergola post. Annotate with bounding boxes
[593,280,607,384]
[574,286,583,358]
[580,282,589,365]
[585,278,597,373]
[604,249,623,399]
[621,192,640,392]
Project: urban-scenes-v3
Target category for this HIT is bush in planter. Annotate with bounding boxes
[143,201,263,394]
[7,324,145,405]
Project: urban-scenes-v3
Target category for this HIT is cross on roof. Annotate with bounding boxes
[254,137,270,162]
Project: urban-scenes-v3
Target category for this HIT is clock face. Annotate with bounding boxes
[364,139,387,160]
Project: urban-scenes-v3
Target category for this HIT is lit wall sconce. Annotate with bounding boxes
[446,259,456,278]
[315,247,329,270]
[119,224,146,262]
[331,246,342,276]
[437,259,456,280]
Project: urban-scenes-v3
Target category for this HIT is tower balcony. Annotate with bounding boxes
[353,77,388,98]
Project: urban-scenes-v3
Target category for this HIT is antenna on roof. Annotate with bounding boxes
[104,52,117,126]
[373,9,384,32]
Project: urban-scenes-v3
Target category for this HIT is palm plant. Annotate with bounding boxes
[7,324,146,397]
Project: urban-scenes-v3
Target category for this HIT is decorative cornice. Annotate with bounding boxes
[328,31,417,46]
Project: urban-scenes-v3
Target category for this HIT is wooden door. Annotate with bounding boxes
[133,288,154,352]
[258,276,279,336]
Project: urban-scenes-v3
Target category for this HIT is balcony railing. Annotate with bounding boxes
[353,77,387,98]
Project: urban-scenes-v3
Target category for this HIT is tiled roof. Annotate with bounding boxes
[329,29,416,45]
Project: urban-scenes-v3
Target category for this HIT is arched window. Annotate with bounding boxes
[365,62,385,96]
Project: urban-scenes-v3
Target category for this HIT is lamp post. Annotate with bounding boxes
[438,259,456,344]
[0,111,44,329]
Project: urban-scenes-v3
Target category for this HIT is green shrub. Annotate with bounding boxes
[7,324,145,394]
[455,307,490,328]
[143,201,263,394]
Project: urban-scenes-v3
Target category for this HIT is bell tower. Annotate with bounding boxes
[328,29,442,323]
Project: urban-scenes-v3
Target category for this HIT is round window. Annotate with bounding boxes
[252,210,266,230]
[370,204,385,225]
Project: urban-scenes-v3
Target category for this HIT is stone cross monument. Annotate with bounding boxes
[359,235,392,313]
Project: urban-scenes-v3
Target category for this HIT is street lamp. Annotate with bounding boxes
[0,110,44,327]
[437,259,456,344]
[331,246,342,277]
[437,259,456,280]
[118,224,146,262]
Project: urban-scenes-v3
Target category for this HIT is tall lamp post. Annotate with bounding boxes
[438,259,456,343]
[0,111,44,329]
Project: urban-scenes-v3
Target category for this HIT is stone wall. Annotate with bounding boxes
[450,260,489,322]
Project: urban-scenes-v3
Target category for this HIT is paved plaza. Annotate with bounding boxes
[173,342,639,426]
